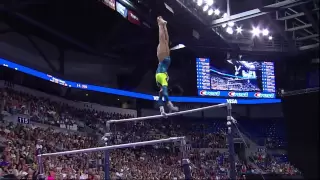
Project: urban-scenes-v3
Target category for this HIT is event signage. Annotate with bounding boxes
[226,99,238,104]
[128,10,140,25]
[0,58,281,105]
[116,1,128,18]
[17,116,30,124]
[198,90,275,99]
[102,0,115,10]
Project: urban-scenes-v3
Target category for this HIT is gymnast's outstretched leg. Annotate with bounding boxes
[157,83,178,115]
[155,16,178,115]
[158,87,166,116]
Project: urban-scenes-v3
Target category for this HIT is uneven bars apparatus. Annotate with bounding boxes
[37,137,185,176]
[107,103,228,123]
[105,102,237,180]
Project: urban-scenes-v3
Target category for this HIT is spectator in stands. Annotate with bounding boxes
[0,86,301,179]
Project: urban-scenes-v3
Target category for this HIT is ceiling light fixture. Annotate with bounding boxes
[206,0,214,6]
[262,29,269,36]
[226,27,234,34]
[228,22,235,27]
[203,5,209,11]
[236,26,243,34]
[214,9,220,15]
[251,27,261,36]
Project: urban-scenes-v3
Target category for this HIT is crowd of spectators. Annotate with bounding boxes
[0,120,108,179]
[210,76,260,92]
[2,88,135,134]
[250,150,300,175]
[0,87,301,179]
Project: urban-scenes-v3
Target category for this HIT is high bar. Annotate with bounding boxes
[38,137,184,157]
[108,103,228,124]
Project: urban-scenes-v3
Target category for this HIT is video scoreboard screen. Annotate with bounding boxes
[196,58,276,99]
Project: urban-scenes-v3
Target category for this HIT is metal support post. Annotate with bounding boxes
[287,8,317,36]
[104,122,111,180]
[37,148,45,179]
[315,0,319,19]
[301,4,319,34]
[227,0,230,16]
[180,138,192,180]
[37,153,43,175]
[286,24,312,32]
[210,0,309,27]
[104,150,110,179]
[226,103,236,180]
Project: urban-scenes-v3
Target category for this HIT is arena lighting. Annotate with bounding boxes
[208,9,214,15]
[236,26,243,34]
[262,29,269,36]
[226,27,234,34]
[170,44,185,50]
[222,23,227,28]
[251,27,261,36]
[227,21,235,27]
[206,0,214,6]
[223,12,228,18]
[203,5,209,12]
[197,0,203,6]
[268,36,273,40]
[214,9,220,15]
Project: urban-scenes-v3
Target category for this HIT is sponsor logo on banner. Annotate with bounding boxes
[254,92,275,98]
[198,58,207,62]
[102,0,115,10]
[199,90,220,96]
[227,99,238,104]
[116,1,128,18]
[228,91,248,98]
[153,96,164,101]
[128,10,140,25]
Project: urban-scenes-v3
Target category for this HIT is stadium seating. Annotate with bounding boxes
[0,84,301,179]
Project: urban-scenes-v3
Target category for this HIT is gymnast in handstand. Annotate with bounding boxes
[155,16,179,116]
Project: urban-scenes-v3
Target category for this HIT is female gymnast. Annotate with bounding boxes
[155,16,179,116]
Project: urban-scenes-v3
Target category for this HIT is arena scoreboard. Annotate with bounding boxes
[261,62,276,93]
[196,58,276,99]
[196,58,211,90]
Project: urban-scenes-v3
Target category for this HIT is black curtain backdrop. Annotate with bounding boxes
[282,91,319,179]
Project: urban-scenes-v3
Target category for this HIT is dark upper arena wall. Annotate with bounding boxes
[0,22,134,88]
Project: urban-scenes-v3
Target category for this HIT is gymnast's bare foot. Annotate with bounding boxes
[160,106,168,118]
[167,101,179,113]
[157,16,167,25]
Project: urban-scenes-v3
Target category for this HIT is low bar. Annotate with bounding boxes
[108,103,228,124]
[38,137,184,157]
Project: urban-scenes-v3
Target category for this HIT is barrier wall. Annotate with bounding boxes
[2,113,86,135]
[1,80,283,119]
